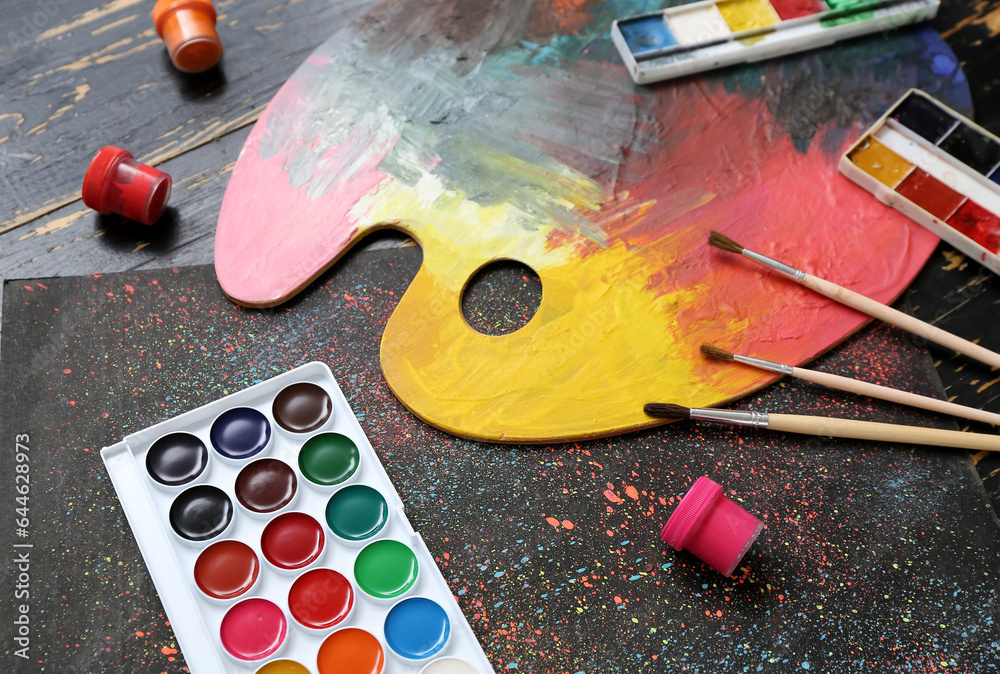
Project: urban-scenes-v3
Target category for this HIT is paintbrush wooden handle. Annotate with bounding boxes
[791,367,1000,427]
[768,413,1000,451]
[802,273,1000,369]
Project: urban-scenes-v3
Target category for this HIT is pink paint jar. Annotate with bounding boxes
[661,476,763,577]
[82,146,171,225]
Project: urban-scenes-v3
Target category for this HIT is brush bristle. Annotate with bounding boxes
[708,231,744,254]
[700,343,734,361]
[643,402,691,420]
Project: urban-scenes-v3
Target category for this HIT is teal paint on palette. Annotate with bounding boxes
[325,484,389,541]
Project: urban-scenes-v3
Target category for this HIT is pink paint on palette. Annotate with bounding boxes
[215,100,392,304]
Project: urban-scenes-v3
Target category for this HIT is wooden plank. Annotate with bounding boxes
[903,246,1000,505]
[0,0,377,233]
[885,2,1000,498]
[0,127,247,281]
[0,123,410,286]
[933,0,1000,134]
[905,252,1000,414]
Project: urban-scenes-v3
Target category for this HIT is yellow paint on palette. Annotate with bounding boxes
[380,241,753,442]
[358,172,765,442]
[716,0,780,32]
[847,136,914,188]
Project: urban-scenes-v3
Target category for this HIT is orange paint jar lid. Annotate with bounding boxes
[152,0,222,74]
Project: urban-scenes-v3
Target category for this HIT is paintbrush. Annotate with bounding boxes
[708,231,1000,369]
[701,342,1000,427]
[643,403,1000,452]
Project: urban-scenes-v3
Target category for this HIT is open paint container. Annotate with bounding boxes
[840,89,1000,275]
[102,362,494,673]
[82,146,172,225]
[662,476,764,577]
[611,0,940,84]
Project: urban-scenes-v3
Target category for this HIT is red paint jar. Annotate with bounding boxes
[661,476,763,577]
[82,146,171,226]
[152,0,222,74]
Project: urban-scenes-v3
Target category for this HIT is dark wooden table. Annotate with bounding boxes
[2,1,999,671]
[3,0,997,492]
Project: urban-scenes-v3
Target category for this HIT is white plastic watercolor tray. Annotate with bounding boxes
[610,0,940,85]
[101,362,494,674]
[838,89,1000,276]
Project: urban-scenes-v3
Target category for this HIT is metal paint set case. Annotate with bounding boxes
[611,0,941,85]
[101,362,493,674]
[840,89,1000,275]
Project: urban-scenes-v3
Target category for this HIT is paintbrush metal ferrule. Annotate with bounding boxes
[741,248,805,282]
[733,354,793,375]
[690,407,769,428]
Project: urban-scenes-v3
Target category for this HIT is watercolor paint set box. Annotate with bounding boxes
[840,89,1000,275]
[101,362,494,674]
[611,0,940,84]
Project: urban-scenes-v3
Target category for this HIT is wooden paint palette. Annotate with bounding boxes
[215,0,969,443]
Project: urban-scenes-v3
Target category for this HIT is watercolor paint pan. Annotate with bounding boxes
[840,88,1000,275]
[102,362,494,674]
[610,0,941,84]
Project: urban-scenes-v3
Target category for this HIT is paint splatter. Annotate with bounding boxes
[4,256,1000,672]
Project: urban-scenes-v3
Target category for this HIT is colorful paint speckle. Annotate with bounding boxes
[2,251,999,672]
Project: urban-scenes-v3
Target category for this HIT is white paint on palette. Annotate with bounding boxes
[667,5,732,46]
